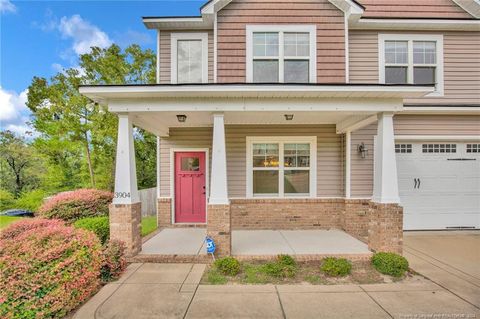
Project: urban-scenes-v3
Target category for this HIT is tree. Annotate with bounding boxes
[0,131,43,196]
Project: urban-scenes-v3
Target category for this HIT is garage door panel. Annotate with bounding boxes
[396,142,480,230]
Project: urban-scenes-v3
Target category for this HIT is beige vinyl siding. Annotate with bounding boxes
[217,0,346,83]
[350,115,480,198]
[159,125,344,198]
[349,31,480,105]
[158,30,214,84]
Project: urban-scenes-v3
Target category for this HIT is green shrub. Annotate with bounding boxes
[74,216,110,244]
[371,252,409,277]
[100,240,127,283]
[0,218,103,319]
[277,254,296,267]
[262,262,296,278]
[214,257,241,276]
[15,189,48,211]
[0,189,15,211]
[321,257,352,277]
[39,189,112,223]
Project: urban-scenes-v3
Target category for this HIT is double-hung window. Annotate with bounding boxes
[171,33,208,84]
[379,34,443,95]
[247,137,316,198]
[246,25,316,83]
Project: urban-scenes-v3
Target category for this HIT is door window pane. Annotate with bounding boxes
[284,60,309,83]
[284,171,309,194]
[413,67,435,85]
[181,157,200,171]
[284,32,309,56]
[253,143,279,167]
[413,41,436,64]
[385,66,407,84]
[253,32,279,56]
[177,40,203,83]
[253,60,279,83]
[253,171,279,194]
[385,41,408,64]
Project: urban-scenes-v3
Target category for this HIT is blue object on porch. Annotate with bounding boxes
[205,236,216,254]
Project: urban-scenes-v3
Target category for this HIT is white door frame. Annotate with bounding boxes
[170,148,210,224]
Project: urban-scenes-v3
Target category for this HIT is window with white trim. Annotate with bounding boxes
[379,34,443,95]
[247,137,316,198]
[246,26,316,83]
[171,33,208,84]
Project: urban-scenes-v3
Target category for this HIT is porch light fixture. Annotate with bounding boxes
[176,114,187,123]
[284,114,294,121]
[358,142,369,159]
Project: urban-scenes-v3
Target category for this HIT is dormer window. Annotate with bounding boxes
[171,33,208,84]
[246,25,317,83]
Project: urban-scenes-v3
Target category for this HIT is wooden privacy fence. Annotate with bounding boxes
[138,187,157,217]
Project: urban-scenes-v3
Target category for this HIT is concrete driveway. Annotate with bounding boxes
[74,261,479,319]
[404,231,480,308]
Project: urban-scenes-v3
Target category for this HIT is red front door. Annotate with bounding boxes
[174,152,206,223]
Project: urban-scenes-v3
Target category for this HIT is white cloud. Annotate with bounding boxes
[0,0,16,14]
[113,30,153,47]
[0,87,32,136]
[58,14,112,55]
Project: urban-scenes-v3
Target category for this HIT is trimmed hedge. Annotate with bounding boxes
[74,216,110,244]
[371,252,409,277]
[39,189,112,223]
[321,257,352,277]
[214,257,241,276]
[0,219,103,319]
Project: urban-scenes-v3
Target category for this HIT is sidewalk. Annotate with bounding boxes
[73,263,480,319]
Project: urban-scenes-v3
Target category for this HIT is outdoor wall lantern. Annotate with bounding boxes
[358,142,368,158]
[284,114,294,121]
[176,114,187,123]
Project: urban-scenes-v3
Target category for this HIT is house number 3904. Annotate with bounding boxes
[114,192,131,198]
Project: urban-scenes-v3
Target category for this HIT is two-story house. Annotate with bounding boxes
[80,0,480,258]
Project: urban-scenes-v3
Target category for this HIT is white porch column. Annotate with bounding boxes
[345,131,351,199]
[113,114,139,204]
[209,113,229,204]
[372,112,400,203]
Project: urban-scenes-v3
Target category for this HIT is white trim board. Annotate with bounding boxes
[378,34,444,97]
[395,135,480,141]
[170,32,209,84]
[245,25,317,83]
[245,136,317,199]
[169,148,210,225]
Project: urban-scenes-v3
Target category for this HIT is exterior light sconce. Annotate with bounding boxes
[176,114,187,123]
[358,142,368,158]
[284,114,294,121]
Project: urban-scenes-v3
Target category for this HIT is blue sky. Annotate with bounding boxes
[0,0,204,135]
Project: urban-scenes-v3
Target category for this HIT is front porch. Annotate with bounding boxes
[137,228,371,262]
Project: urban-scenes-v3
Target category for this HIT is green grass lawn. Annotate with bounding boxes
[141,216,158,237]
[0,216,23,230]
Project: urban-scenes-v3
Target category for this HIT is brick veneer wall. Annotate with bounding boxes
[230,199,345,230]
[207,204,231,256]
[157,198,172,228]
[343,199,371,242]
[368,202,403,254]
[109,202,142,257]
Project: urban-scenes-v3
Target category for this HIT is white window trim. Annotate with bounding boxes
[246,25,317,83]
[246,136,317,198]
[378,34,444,97]
[171,32,209,84]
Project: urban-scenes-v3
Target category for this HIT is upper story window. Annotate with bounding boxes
[171,33,208,84]
[246,25,317,83]
[379,34,444,96]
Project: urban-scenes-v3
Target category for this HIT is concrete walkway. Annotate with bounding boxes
[404,231,480,308]
[74,262,480,319]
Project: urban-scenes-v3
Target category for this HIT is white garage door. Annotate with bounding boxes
[396,142,480,230]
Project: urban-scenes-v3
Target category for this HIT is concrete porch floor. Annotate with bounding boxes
[140,229,370,256]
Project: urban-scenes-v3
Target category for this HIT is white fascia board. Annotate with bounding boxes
[351,18,480,31]
[107,97,404,113]
[328,0,364,16]
[401,106,480,114]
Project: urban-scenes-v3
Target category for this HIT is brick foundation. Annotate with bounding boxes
[368,202,403,254]
[157,198,172,228]
[343,199,371,242]
[109,202,142,257]
[207,204,231,256]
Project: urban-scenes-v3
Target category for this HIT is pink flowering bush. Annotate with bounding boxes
[0,219,103,319]
[39,189,113,223]
[101,240,127,283]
